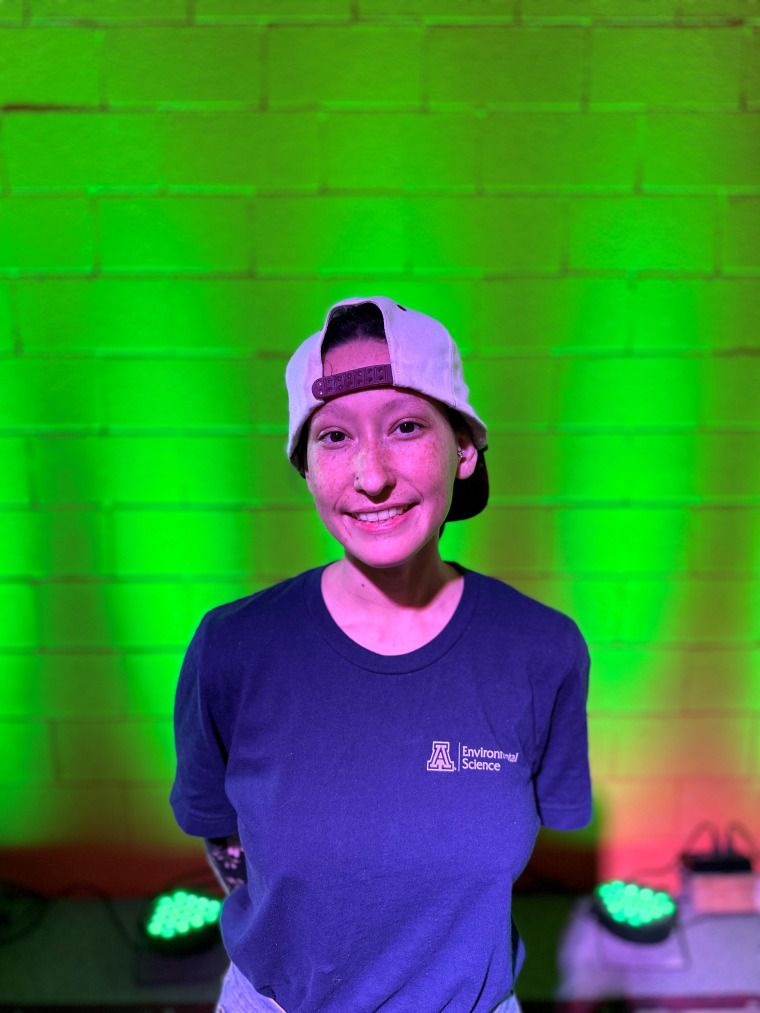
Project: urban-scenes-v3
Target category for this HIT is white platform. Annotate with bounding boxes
[556,894,760,1000]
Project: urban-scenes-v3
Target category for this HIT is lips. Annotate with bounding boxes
[349,505,412,523]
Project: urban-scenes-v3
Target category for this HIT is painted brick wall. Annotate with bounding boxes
[0,0,758,896]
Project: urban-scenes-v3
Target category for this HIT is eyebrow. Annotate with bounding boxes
[313,394,432,424]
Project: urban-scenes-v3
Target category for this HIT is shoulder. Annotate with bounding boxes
[193,568,318,649]
[466,569,586,657]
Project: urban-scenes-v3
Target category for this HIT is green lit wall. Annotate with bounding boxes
[0,0,758,895]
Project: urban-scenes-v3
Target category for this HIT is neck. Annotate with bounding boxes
[327,543,460,614]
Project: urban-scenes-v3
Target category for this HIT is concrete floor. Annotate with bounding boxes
[0,891,756,1010]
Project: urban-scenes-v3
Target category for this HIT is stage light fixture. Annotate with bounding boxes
[592,880,677,943]
[142,889,222,954]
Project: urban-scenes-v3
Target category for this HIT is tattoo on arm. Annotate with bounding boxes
[204,833,247,895]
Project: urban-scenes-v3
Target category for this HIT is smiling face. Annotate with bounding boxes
[304,339,477,573]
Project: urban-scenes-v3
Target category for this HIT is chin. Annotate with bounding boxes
[344,534,442,572]
[321,507,447,568]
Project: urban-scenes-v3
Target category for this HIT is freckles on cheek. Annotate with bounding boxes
[420,433,458,481]
[308,454,344,501]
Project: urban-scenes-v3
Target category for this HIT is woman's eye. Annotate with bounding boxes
[322,430,346,444]
[397,421,420,435]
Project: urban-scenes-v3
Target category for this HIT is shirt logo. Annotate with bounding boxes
[426,740,518,773]
[426,741,457,771]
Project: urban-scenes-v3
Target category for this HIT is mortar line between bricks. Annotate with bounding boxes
[10,571,760,585]
[4,425,760,438]
[258,18,268,112]
[4,272,754,289]
[7,267,760,281]
[6,278,21,356]
[418,30,429,114]
[737,23,750,113]
[1,646,189,655]
[4,347,758,361]
[0,119,10,196]
[47,719,63,783]
[23,429,39,512]
[633,113,646,195]
[579,24,592,113]
[25,17,196,28]
[6,495,760,510]
[715,192,727,276]
[316,111,328,193]
[18,641,760,653]
[7,185,760,199]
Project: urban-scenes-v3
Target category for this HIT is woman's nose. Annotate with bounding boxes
[354,439,393,497]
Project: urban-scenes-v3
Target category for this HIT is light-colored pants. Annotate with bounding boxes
[217,961,287,1012]
[216,960,523,1013]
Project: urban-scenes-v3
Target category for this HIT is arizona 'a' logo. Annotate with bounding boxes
[427,740,457,771]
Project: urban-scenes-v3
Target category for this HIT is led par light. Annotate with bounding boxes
[142,889,222,954]
[592,880,677,943]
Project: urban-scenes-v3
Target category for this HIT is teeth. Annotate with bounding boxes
[353,506,409,523]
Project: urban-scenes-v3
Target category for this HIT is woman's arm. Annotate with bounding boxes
[204,833,248,895]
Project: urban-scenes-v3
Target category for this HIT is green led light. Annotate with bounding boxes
[142,890,223,954]
[595,879,675,923]
[593,880,677,944]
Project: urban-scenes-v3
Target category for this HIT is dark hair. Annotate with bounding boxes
[321,302,386,356]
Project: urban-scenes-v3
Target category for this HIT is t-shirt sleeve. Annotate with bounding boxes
[169,618,239,839]
[532,628,592,831]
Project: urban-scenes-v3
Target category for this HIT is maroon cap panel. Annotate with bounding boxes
[312,363,394,401]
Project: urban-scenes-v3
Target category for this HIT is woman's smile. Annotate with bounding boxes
[349,505,412,523]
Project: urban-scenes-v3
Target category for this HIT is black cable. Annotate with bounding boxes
[725,820,759,859]
[55,882,155,954]
[624,820,723,885]
[0,861,221,952]
[681,820,722,854]
[622,852,683,886]
[0,879,154,953]
[0,879,49,947]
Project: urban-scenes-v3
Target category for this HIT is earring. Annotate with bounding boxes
[457,449,466,460]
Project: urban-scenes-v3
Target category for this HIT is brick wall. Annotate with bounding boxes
[0,0,758,895]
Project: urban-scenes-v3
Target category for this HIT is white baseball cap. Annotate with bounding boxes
[285,296,489,521]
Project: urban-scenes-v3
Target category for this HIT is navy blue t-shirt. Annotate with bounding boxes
[171,565,591,1013]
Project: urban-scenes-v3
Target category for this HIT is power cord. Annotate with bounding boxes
[623,820,725,887]
[0,866,219,952]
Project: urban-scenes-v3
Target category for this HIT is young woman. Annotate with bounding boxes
[171,296,592,1013]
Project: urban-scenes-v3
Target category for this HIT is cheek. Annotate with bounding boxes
[420,434,458,487]
[306,454,345,503]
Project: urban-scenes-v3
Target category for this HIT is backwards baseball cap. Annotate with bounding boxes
[285,296,489,521]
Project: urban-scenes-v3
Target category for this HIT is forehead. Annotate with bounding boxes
[321,337,391,376]
[309,387,447,429]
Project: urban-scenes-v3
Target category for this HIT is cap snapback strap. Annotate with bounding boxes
[312,363,394,401]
